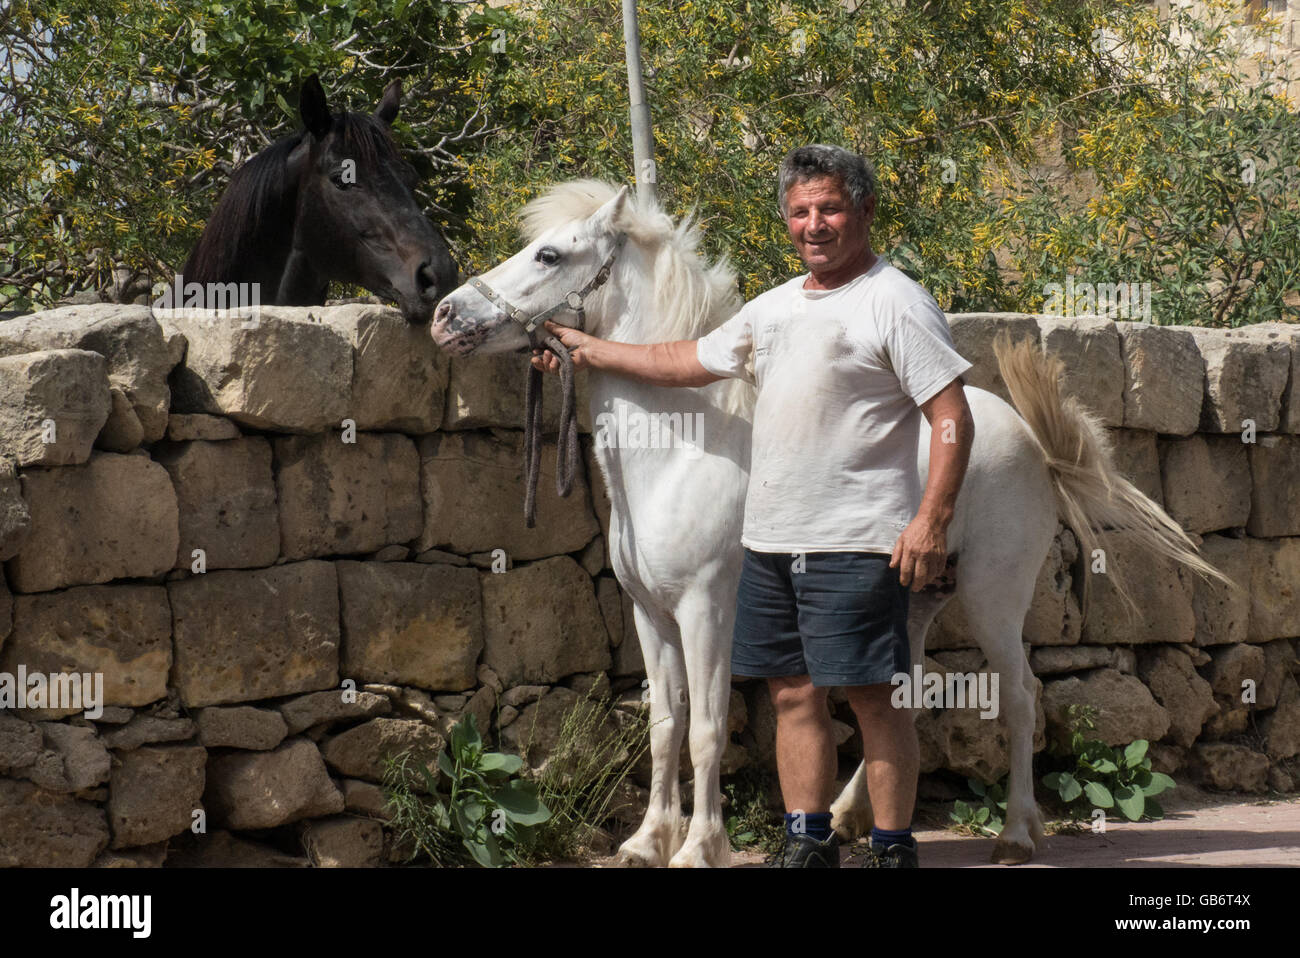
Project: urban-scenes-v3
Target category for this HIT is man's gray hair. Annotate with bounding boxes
[777,144,878,217]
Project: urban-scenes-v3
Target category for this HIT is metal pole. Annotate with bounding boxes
[621,0,656,205]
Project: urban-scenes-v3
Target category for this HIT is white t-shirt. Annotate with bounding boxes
[696,256,972,553]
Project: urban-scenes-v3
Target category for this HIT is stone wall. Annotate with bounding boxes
[0,304,1296,867]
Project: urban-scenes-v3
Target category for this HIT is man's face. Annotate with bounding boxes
[783,175,874,274]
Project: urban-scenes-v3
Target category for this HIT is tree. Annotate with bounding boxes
[0,0,511,310]
[3,0,1296,326]
[462,0,1299,325]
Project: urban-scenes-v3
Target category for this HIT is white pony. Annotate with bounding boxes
[430,180,1226,867]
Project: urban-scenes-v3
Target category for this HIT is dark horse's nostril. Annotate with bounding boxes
[417,262,437,296]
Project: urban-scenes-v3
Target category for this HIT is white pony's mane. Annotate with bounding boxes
[521,179,755,416]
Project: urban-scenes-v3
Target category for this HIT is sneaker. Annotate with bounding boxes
[864,840,919,868]
[765,832,841,868]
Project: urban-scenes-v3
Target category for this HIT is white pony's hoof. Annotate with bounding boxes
[615,831,671,868]
[668,839,730,868]
[990,837,1035,865]
[615,844,663,868]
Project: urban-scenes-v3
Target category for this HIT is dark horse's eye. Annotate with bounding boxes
[329,169,354,190]
[535,247,560,266]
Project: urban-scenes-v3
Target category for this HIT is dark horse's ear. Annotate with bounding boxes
[300,74,332,139]
[374,79,401,125]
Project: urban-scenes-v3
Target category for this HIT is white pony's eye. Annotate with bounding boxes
[536,247,561,266]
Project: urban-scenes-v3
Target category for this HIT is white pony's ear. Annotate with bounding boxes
[590,184,632,233]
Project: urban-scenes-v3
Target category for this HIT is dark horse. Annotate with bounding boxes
[182,74,456,324]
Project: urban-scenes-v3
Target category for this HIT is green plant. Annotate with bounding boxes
[382,750,464,867]
[949,776,1008,837]
[1041,704,1175,822]
[723,765,785,855]
[383,713,551,867]
[522,687,652,864]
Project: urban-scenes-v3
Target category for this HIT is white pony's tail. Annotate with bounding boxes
[993,331,1238,621]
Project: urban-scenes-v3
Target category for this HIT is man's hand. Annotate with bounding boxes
[889,515,948,592]
[528,320,723,388]
[531,320,596,373]
[890,377,972,591]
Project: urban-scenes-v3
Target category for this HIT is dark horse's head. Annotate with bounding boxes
[182,75,456,324]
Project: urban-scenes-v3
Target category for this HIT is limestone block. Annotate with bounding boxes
[1115,322,1203,434]
[204,738,344,829]
[418,430,599,561]
[1158,435,1250,534]
[0,304,171,442]
[945,314,1040,404]
[0,349,110,466]
[1037,317,1125,425]
[157,306,352,432]
[108,744,207,848]
[479,557,611,686]
[318,304,449,433]
[154,437,280,570]
[4,585,171,714]
[337,560,482,691]
[274,432,421,559]
[1187,326,1289,433]
[6,452,178,593]
[168,561,340,707]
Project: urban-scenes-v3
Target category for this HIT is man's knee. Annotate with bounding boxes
[845,682,902,721]
[768,675,829,718]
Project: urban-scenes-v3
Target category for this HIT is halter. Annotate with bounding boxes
[465,232,629,528]
[467,232,628,343]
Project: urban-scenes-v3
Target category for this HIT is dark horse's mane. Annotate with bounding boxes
[183,111,407,284]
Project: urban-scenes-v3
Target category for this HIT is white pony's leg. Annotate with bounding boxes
[615,600,689,867]
[831,590,951,839]
[960,555,1046,865]
[668,586,734,868]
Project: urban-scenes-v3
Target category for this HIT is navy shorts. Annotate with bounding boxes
[732,549,910,687]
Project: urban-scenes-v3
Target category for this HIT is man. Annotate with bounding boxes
[533,145,974,868]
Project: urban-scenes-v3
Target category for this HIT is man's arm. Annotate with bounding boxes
[890,377,975,590]
[530,320,722,388]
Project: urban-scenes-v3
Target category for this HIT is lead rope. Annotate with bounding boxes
[523,329,581,529]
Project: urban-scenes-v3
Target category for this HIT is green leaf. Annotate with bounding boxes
[437,750,455,779]
[1143,772,1176,797]
[463,800,486,825]
[494,780,551,826]
[1042,772,1062,790]
[1058,772,1083,803]
[451,714,482,760]
[1091,758,1118,774]
[1084,781,1114,809]
[1144,798,1164,820]
[975,806,990,823]
[464,834,500,868]
[967,779,986,797]
[478,752,524,776]
[1123,740,1149,768]
[1115,785,1145,821]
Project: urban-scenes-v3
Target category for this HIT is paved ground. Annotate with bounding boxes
[719,787,1300,867]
